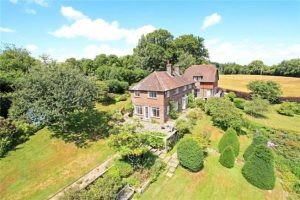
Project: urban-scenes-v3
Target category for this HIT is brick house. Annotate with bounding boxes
[129,63,219,123]
[183,64,219,99]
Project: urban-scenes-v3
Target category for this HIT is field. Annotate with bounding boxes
[140,115,285,200]
[219,75,300,97]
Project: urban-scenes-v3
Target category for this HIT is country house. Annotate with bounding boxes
[129,62,219,123]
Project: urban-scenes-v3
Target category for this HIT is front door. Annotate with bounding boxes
[144,106,149,119]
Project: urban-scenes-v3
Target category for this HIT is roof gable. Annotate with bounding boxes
[183,64,218,82]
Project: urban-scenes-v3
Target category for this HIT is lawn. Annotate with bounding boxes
[0,128,114,200]
[140,114,285,200]
[95,98,131,112]
[245,104,300,133]
[219,75,300,97]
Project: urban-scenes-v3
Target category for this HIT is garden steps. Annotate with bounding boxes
[165,152,179,178]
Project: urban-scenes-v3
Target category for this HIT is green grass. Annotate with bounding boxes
[245,104,300,133]
[95,98,131,112]
[0,128,114,200]
[140,114,285,200]
[219,75,300,97]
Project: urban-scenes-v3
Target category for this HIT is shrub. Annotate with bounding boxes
[142,132,165,149]
[205,97,246,132]
[195,98,206,110]
[242,145,276,190]
[247,80,282,103]
[169,101,178,119]
[150,159,167,182]
[114,160,133,178]
[219,146,235,168]
[233,98,246,109]
[124,101,134,115]
[243,135,268,161]
[244,97,269,117]
[226,92,236,101]
[104,79,129,94]
[218,128,240,156]
[186,108,203,125]
[175,119,191,137]
[177,138,204,172]
[277,102,299,116]
[187,92,196,108]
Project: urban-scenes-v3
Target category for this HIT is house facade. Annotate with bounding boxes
[129,63,219,123]
[183,64,219,99]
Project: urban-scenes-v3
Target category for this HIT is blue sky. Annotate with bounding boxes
[1,0,300,64]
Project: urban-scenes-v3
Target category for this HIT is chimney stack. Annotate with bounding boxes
[174,65,180,75]
[166,60,173,75]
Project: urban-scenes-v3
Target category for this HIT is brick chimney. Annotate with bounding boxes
[174,65,180,75]
[166,60,173,75]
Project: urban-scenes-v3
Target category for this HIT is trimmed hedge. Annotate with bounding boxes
[242,145,276,190]
[219,146,235,168]
[243,135,268,161]
[177,138,204,172]
[218,128,240,157]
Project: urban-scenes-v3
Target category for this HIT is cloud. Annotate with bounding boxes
[9,0,48,7]
[84,44,132,58]
[205,39,300,65]
[25,8,36,14]
[52,6,155,44]
[61,6,87,21]
[0,27,15,33]
[25,44,38,52]
[201,13,221,30]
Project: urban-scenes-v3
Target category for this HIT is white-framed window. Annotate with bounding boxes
[174,101,179,111]
[167,105,170,115]
[193,76,203,82]
[135,105,143,115]
[134,91,140,97]
[152,107,160,117]
[148,91,157,98]
[165,91,170,98]
[188,84,192,89]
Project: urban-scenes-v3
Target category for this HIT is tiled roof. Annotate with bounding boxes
[183,64,218,82]
[129,71,194,92]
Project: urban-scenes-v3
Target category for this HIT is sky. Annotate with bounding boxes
[0,0,300,65]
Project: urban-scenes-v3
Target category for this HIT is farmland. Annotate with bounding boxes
[219,75,300,97]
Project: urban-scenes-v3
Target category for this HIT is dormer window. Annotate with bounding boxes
[193,76,203,82]
[134,91,140,97]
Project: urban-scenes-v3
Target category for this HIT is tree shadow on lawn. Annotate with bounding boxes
[49,109,112,147]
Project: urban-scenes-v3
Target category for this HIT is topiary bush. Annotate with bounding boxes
[218,128,240,157]
[177,138,204,172]
[243,135,268,161]
[219,146,235,168]
[233,98,246,109]
[242,145,276,190]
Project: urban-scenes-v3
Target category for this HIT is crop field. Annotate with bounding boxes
[219,75,300,97]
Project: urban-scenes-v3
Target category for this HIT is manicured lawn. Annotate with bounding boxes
[245,104,300,133]
[140,157,284,200]
[95,98,130,112]
[0,128,114,200]
[219,75,300,97]
[140,114,285,200]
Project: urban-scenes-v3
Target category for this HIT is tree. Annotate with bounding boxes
[187,92,196,108]
[218,128,240,156]
[243,135,268,161]
[175,52,196,71]
[10,64,98,131]
[133,29,173,71]
[247,60,266,75]
[242,145,276,190]
[219,146,235,168]
[244,97,269,116]
[175,119,192,137]
[177,138,204,172]
[172,34,209,64]
[247,80,282,103]
[274,58,300,77]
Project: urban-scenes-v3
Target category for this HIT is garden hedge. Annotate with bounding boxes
[218,128,240,157]
[243,135,268,161]
[242,144,276,190]
[219,146,235,168]
[177,138,204,172]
